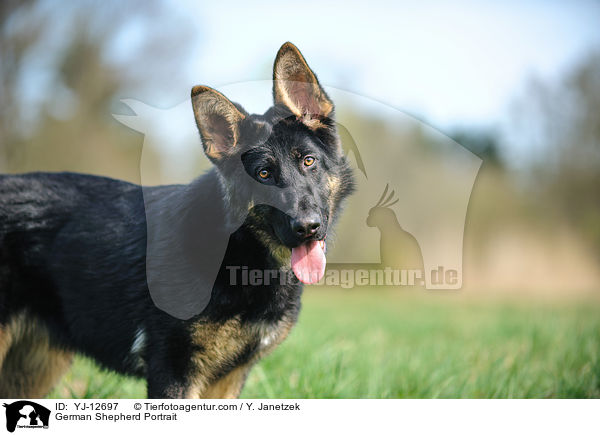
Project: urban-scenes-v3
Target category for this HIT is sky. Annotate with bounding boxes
[170,0,600,130]
[18,0,598,162]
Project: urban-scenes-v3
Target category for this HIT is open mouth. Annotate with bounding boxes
[290,239,326,284]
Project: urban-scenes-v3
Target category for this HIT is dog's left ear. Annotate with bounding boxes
[191,85,246,161]
[273,42,334,129]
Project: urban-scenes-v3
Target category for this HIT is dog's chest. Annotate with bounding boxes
[253,318,295,353]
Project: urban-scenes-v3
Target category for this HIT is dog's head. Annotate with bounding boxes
[191,42,354,284]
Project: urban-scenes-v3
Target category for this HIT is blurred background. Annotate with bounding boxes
[2,0,599,397]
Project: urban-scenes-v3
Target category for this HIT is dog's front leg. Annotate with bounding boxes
[145,357,195,399]
[146,374,191,399]
[199,363,254,399]
[147,376,192,399]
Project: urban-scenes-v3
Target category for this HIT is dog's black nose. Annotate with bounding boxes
[291,216,321,238]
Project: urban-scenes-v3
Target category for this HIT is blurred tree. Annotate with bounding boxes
[0,0,195,182]
[0,0,41,170]
[512,52,600,257]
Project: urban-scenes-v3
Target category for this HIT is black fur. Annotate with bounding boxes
[0,42,354,398]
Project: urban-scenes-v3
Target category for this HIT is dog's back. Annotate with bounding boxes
[0,172,146,295]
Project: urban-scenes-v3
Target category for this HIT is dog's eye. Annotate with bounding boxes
[303,156,316,167]
[258,169,270,179]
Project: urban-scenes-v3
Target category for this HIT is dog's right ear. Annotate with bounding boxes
[191,86,246,161]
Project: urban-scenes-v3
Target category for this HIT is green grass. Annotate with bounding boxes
[49,289,600,398]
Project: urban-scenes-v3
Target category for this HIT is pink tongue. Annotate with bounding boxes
[291,240,326,284]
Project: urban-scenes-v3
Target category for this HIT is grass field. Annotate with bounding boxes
[49,289,600,399]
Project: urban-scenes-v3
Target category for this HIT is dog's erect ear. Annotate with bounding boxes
[273,42,333,129]
[191,86,246,160]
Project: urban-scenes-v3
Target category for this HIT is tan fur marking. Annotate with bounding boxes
[249,226,292,266]
[185,315,296,398]
[327,175,341,215]
[0,327,14,372]
[245,208,292,266]
[327,175,341,194]
[200,363,253,399]
[302,116,328,130]
[185,316,251,396]
[0,313,73,398]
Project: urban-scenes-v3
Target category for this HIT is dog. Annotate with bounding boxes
[0,42,354,398]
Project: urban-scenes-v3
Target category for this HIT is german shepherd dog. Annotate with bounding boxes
[0,42,354,398]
